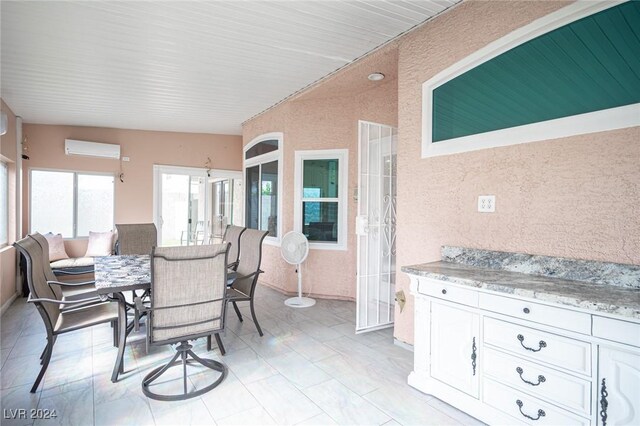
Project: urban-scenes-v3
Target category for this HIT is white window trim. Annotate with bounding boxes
[0,161,8,248]
[421,0,640,158]
[294,149,348,251]
[207,169,243,182]
[29,167,115,239]
[243,132,283,246]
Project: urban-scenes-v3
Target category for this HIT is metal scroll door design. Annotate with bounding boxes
[356,121,397,333]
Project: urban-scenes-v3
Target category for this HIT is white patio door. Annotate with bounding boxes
[154,165,209,246]
[209,170,243,243]
[356,121,397,333]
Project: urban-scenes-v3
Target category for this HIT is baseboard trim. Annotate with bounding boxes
[0,292,18,316]
[257,280,356,302]
[394,338,414,352]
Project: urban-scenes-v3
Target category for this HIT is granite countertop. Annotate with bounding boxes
[402,261,640,320]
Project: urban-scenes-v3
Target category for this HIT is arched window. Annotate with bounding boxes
[243,132,283,242]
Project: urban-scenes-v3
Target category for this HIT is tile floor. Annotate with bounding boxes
[1,286,484,426]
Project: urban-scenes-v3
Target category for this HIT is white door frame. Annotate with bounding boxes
[153,164,210,246]
[208,169,244,239]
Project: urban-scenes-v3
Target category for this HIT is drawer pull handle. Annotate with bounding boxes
[516,367,546,386]
[441,289,447,294]
[523,307,530,314]
[600,378,608,426]
[517,334,547,352]
[471,337,477,376]
[516,400,545,421]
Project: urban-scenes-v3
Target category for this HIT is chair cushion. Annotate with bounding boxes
[44,233,69,262]
[50,257,95,269]
[226,287,249,300]
[85,231,114,257]
[55,302,118,333]
[61,282,99,301]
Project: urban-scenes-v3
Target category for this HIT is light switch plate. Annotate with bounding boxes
[478,195,495,212]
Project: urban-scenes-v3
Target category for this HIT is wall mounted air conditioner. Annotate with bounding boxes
[65,139,121,159]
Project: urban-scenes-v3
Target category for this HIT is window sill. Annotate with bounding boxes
[308,242,347,251]
[263,237,281,248]
[0,244,14,254]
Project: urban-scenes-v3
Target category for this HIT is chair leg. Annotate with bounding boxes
[112,320,119,348]
[214,333,226,356]
[206,335,212,351]
[232,301,243,322]
[249,300,263,337]
[181,350,188,395]
[40,336,56,365]
[32,336,54,393]
[142,343,227,401]
[39,345,47,361]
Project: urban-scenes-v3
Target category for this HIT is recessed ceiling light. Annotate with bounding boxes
[368,72,385,81]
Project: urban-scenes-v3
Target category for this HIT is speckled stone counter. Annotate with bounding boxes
[402,254,640,320]
[441,246,640,289]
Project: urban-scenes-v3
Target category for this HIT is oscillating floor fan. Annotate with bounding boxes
[281,231,315,308]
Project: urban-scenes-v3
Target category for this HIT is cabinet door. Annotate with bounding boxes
[430,302,480,397]
[598,347,640,425]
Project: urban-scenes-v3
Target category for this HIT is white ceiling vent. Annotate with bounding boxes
[65,139,120,159]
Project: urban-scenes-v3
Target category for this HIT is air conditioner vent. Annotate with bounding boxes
[64,139,120,159]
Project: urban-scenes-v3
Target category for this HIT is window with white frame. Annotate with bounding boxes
[294,149,348,250]
[30,169,115,238]
[0,161,8,246]
[244,133,282,241]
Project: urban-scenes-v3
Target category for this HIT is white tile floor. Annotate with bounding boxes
[0,285,484,426]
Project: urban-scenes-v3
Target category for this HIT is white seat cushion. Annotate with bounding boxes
[50,257,95,269]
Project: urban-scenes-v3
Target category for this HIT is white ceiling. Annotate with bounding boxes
[1,1,457,135]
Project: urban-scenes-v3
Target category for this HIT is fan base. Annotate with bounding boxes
[284,297,316,308]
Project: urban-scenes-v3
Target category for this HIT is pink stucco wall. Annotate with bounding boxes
[394,0,640,344]
[243,0,640,346]
[243,47,399,299]
[0,99,18,308]
[21,124,243,252]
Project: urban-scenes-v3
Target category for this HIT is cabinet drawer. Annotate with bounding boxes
[593,316,640,348]
[484,317,591,375]
[483,348,591,416]
[479,293,591,334]
[483,379,590,426]
[418,278,478,307]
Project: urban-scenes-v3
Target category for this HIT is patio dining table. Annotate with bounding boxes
[94,254,151,383]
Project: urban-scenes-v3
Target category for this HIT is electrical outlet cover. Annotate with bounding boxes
[478,195,495,213]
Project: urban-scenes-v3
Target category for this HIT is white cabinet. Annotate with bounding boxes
[407,274,640,426]
[597,347,640,426]
[430,302,479,397]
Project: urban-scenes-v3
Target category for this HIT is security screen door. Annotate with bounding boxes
[356,121,397,333]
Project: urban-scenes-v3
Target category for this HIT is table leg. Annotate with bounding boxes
[111,292,127,383]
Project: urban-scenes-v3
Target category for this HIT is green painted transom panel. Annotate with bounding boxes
[432,2,640,143]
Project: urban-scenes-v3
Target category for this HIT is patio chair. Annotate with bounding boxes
[13,236,119,393]
[223,225,246,270]
[115,223,158,327]
[29,233,99,303]
[115,223,157,255]
[136,244,229,401]
[226,229,268,336]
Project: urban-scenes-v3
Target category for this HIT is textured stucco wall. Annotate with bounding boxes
[242,47,399,299]
[394,0,640,344]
